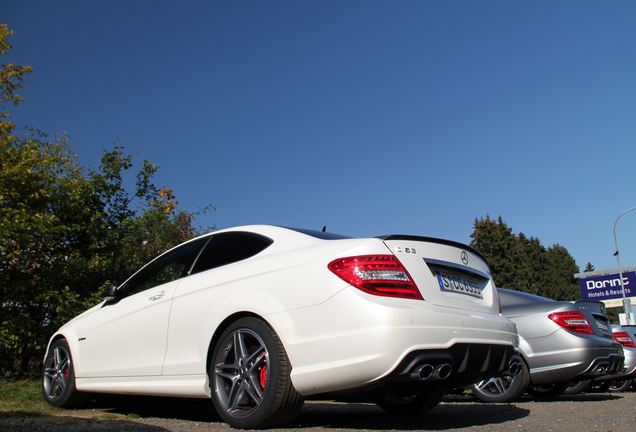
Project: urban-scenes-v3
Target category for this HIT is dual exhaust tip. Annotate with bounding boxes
[411,363,452,381]
[410,360,522,381]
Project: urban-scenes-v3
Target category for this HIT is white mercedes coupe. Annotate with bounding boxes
[43,225,519,428]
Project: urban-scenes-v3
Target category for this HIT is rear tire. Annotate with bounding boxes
[528,382,569,400]
[609,379,632,392]
[42,339,89,408]
[210,317,304,429]
[470,359,530,403]
[565,380,591,395]
[376,388,446,415]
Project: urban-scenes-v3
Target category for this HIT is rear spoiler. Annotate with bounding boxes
[376,235,490,267]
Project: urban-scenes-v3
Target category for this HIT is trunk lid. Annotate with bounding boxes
[379,235,498,314]
[574,300,614,340]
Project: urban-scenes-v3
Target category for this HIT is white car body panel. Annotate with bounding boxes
[77,280,181,378]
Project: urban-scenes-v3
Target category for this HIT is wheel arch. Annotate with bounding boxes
[205,311,271,373]
[43,333,72,364]
[517,351,533,384]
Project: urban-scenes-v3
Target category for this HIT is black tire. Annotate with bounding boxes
[42,338,89,408]
[376,388,446,415]
[609,379,633,392]
[564,380,591,395]
[470,359,530,403]
[528,381,569,400]
[210,317,304,429]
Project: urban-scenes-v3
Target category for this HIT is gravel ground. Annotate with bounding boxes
[1,391,635,432]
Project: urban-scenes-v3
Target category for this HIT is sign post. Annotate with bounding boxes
[613,206,636,324]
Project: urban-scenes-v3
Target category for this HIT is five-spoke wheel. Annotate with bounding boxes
[470,359,530,403]
[42,339,88,408]
[214,327,269,416]
[211,317,303,429]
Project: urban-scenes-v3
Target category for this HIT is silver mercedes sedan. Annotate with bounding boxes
[470,288,624,402]
[569,324,636,393]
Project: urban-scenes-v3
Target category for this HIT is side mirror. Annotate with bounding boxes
[101,283,118,302]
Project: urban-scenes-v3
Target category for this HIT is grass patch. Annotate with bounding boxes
[0,379,61,418]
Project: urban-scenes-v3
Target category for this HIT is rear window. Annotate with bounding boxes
[190,232,273,275]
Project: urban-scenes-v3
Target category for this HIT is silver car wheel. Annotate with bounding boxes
[470,359,530,403]
[213,328,269,418]
[475,376,515,396]
[42,339,88,408]
[43,344,71,400]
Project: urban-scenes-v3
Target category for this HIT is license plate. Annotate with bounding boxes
[436,271,483,299]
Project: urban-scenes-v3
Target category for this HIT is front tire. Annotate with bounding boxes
[210,317,304,429]
[42,338,89,408]
[470,359,530,403]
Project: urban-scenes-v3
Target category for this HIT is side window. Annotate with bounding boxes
[190,233,272,275]
[122,237,209,297]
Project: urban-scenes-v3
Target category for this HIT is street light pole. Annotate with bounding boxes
[614,206,636,325]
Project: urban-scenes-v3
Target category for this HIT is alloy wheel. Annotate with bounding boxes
[43,344,71,400]
[213,328,269,418]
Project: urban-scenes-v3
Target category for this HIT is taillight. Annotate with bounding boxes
[328,255,423,300]
[613,332,636,348]
[548,311,594,334]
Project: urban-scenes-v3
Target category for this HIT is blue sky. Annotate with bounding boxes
[3,0,636,273]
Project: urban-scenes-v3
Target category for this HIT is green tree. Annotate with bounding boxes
[0,25,213,376]
[469,215,520,289]
[470,215,580,300]
[542,244,580,301]
[0,24,32,137]
[584,262,595,273]
[0,130,210,375]
[517,233,550,296]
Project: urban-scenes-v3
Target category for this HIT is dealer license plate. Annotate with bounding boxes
[436,271,483,299]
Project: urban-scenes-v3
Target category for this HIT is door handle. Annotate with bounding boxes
[149,290,167,301]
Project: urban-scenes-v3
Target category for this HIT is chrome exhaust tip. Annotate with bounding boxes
[509,361,522,375]
[432,363,452,380]
[412,364,434,381]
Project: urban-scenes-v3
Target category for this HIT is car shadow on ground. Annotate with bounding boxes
[82,393,532,431]
[0,417,171,431]
[24,391,626,431]
[35,393,530,431]
[448,392,624,404]
[292,400,530,430]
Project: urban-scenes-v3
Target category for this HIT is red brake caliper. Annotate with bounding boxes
[259,356,267,389]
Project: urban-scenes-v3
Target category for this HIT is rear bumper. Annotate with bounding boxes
[381,343,521,390]
[593,346,636,382]
[269,288,518,395]
[522,329,624,385]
